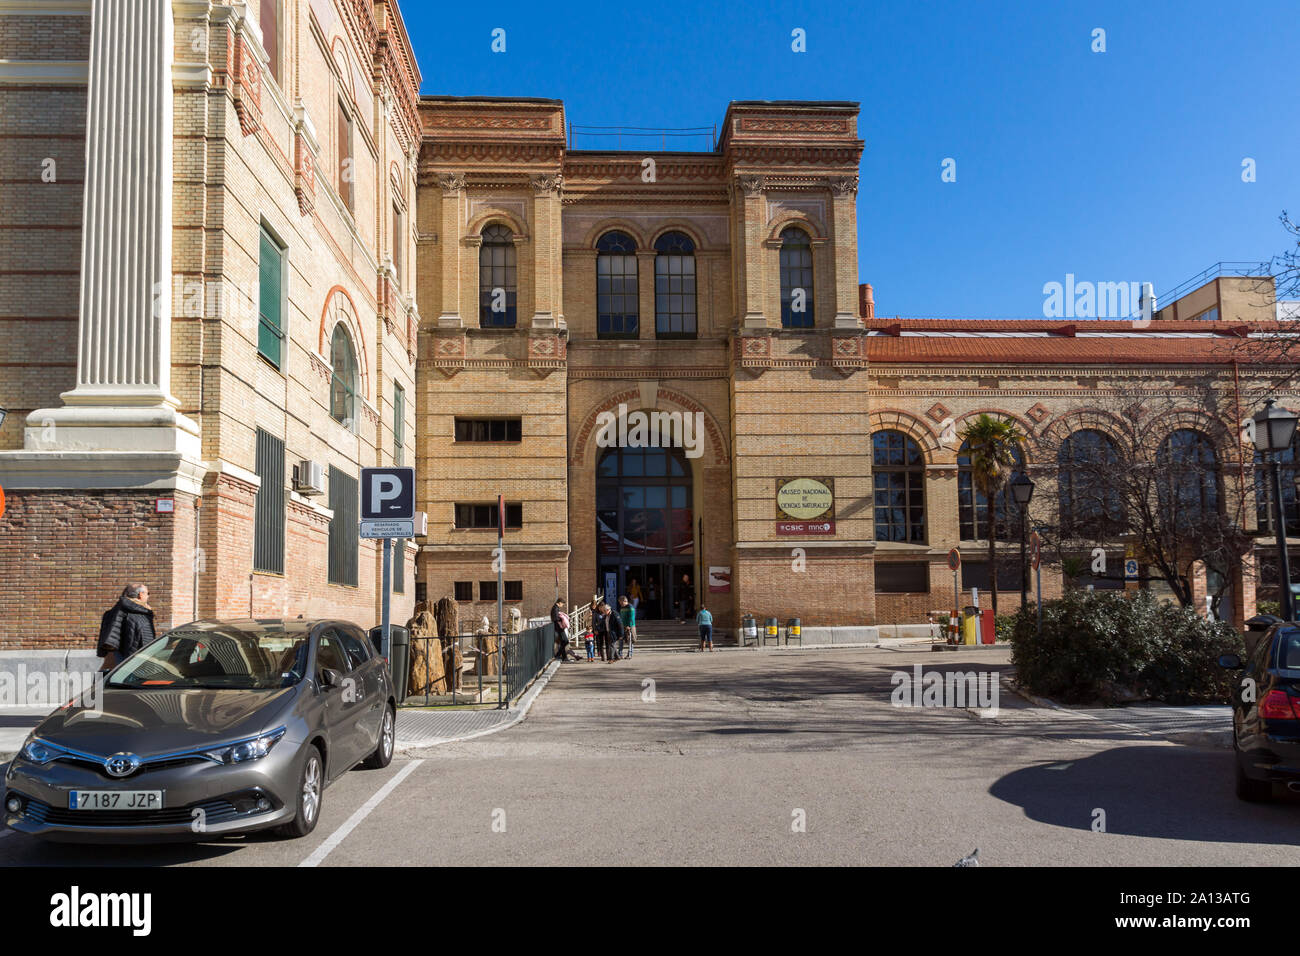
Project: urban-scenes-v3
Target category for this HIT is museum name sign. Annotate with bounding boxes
[775,477,836,535]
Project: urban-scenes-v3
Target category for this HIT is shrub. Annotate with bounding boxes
[1256,600,1281,618]
[994,613,1018,642]
[1010,590,1244,705]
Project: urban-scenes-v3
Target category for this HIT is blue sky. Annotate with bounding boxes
[400,0,1297,318]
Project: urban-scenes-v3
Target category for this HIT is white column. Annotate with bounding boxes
[25,0,199,455]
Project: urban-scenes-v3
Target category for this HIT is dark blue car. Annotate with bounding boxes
[1220,623,1300,802]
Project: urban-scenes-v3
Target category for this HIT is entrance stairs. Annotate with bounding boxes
[632,619,731,652]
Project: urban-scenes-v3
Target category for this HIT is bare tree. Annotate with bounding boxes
[1028,380,1255,613]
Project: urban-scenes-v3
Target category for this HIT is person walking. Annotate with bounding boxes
[696,603,714,652]
[628,578,642,611]
[583,628,596,661]
[678,572,693,622]
[96,584,156,670]
[618,595,636,659]
[593,602,611,663]
[605,602,625,663]
[551,598,576,661]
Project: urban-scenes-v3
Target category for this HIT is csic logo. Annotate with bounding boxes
[103,753,140,778]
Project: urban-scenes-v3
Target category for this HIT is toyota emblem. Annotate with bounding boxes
[104,752,140,778]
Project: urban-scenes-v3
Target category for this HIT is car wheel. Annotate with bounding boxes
[1235,754,1272,803]
[364,703,395,769]
[280,744,324,837]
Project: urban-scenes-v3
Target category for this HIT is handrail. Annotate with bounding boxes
[1157,260,1271,306]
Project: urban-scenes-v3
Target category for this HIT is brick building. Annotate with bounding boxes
[1,3,1296,648]
[0,0,420,646]
[412,96,1297,635]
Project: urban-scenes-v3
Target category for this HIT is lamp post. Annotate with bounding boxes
[1252,400,1299,621]
[0,406,6,428]
[1011,472,1035,612]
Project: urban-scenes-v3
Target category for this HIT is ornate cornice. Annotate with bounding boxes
[530,173,564,196]
[831,175,859,197]
[737,175,765,197]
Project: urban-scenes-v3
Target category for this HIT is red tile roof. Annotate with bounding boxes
[863,318,1285,365]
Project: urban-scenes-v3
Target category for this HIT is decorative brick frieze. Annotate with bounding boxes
[229,31,262,137]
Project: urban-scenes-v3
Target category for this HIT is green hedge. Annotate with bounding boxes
[1009,590,1244,705]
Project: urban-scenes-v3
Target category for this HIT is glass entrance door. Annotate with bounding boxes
[596,446,693,620]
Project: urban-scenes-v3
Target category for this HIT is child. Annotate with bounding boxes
[584,629,595,661]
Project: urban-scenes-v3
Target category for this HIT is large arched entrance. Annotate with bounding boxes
[596,445,694,620]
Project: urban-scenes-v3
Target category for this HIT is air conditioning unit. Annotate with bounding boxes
[293,459,325,496]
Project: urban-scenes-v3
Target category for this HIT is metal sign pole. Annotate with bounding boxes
[1036,561,1043,637]
[497,494,504,708]
[381,537,392,661]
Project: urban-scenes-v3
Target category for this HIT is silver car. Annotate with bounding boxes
[3,618,396,843]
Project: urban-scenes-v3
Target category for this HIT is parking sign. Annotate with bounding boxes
[360,467,414,521]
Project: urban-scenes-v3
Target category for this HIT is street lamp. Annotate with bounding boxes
[0,406,6,429]
[1011,472,1036,612]
[1252,399,1299,621]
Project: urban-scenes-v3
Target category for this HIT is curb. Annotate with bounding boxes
[1004,680,1231,749]
[394,658,561,753]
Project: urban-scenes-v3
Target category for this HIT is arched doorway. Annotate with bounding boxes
[596,444,694,620]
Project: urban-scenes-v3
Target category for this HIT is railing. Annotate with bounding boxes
[401,624,553,708]
[567,124,716,151]
[1157,261,1271,306]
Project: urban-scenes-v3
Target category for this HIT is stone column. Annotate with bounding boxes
[25,0,198,456]
[530,174,563,329]
[736,175,769,329]
[636,251,654,338]
[828,176,861,329]
[436,173,465,327]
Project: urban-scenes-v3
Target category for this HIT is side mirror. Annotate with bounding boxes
[1218,654,1242,670]
[320,667,343,688]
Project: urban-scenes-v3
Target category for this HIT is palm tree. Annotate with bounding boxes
[959,414,1027,614]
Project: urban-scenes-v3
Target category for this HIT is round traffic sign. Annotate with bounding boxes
[947,548,961,571]
[0,483,5,521]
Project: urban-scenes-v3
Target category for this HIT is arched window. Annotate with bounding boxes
[329,324,358,428]
[1255,432,1300,536]
[1058,429,1123,536]
[1158,429,1218,523]
[779,227,814,328]
[654,231,696,338]
[479,224,517,328]
[958,439,1025,541]
[596,231,638,338]
[873,430,926,542]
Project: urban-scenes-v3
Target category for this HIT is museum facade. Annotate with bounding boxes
[411,96,1296,633]
[0,1,1296,648]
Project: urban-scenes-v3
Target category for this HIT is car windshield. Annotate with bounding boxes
[1279,627,1300,670]
[108,623,309,690]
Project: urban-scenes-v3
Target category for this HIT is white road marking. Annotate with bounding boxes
[298,759,423,868]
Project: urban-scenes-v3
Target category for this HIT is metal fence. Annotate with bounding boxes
[401,623,554,708]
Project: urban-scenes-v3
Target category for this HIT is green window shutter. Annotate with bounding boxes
[259,230,283,367]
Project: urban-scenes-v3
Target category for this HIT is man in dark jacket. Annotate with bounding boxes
[97,584,156,669]
[605,603,624,663]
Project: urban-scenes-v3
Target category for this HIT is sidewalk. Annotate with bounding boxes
[395,659,559,752]
[0,662,563,762]
[1008,682,1232,748]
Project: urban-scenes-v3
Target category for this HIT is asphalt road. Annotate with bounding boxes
[2,647,1297,866]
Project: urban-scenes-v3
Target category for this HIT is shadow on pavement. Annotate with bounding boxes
[989,746,1300,845]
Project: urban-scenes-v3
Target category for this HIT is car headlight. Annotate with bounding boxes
[19,738,62,764]
[203,728,287,765]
